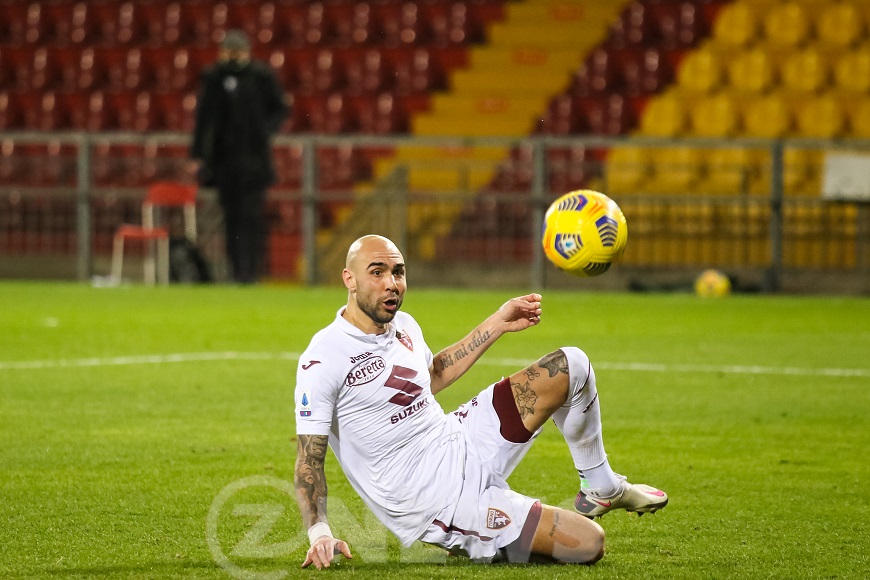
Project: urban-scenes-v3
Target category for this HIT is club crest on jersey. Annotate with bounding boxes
[396,329,413,351]
[486,508,511,530]
[345,356,387,387]
[298,391,312,417]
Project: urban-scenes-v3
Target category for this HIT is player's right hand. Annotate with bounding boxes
[301,536,353,570]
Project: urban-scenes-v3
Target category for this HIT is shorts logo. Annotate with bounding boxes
[486,508,511,530]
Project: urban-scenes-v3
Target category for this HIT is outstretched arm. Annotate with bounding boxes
[294,434,353,569]
[429,293,542,394]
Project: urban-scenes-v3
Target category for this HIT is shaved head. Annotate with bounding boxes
[346,235,401,270]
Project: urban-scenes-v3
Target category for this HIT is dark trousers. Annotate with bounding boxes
[218,186,267,284]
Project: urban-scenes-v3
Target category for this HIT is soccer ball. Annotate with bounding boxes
[694,269,731,297]
[541,190,628,277]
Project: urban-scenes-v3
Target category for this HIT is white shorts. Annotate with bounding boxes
[418,378,543,562]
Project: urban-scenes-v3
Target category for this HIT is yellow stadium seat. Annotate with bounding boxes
[742,93,793,138]
[780,48,830,95]
[727,48,776,94]
[793,95,847,138]
[700,147,763,195]
[848,99,870,137]
[762,2,811,48]
[606,146,652,195]
[816,3,865,49]
[712,3,761,48]
[637,92,688,137]
[647,147,703,193]
[676,47,724,94]
[834,50,870,94]
[689,93,739,137]
[783,148,824,195]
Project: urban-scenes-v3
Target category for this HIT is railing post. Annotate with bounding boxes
[301,138,318,285]
[76,134,92,282]
[765,139,784,293]
[530,138,547,290]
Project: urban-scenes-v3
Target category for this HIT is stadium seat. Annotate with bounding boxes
[308,93,356,134]
[157,91,198,132]
[65,91,115,132]
[689,93,739,137]
[711,2,760,48]
[742,93,793,138]
[607,1,653,48]
[793,95,846,138]
[649,0,708,49]
[606,145,652,194]
[538,94,583,135]
[329,2,377,46]
[344,48,392,93]
[20,91,68,131]
[762,2,811,49]
[0,91,22,130]
[726,48,776,94]
[849,99,870,137]
[816,3,865,49]
[637,92,687,136]
[675,46,724,94]
[390,47,448,94]
[297,48,346,94]
[110,91,163,132]
[699,147,762,195]
[647,146,703,193]
[584,94,637,136]
[569,48,618,96]
[779,48,830,95]
[376,2,429,46]
[620,46,674,95]
[20,2,49,45]
[357,92,409,134]
[111,181,198,286]
[834,50,870,95]
[547,145,594,193]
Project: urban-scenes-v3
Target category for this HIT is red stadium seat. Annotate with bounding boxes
[297,48,347,94]
[331,2,378,46]
[570,48,618,96]
[538,94,584,135]
[157,91,198,132]
[0,91,23,130]
[648,1,707,48]
[607,1,654,48]
[375,2,429,46]
[619,47,674,95]
[357,92,409,134]
[344,48,393,94]
[20,91,68,131]
[65,91,116,132]
[110,91,164,132]
[309,93,356,134]
[389,46,448,94]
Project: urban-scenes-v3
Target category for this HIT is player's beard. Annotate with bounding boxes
[357,292,402,325]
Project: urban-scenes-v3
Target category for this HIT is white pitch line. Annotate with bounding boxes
[0,352,867,378]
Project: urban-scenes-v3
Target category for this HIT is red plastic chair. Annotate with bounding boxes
[111,181,198,285]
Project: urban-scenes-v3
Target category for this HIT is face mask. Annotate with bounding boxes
[222,58,249,74]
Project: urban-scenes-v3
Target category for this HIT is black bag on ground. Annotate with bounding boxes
[169,237,213,283]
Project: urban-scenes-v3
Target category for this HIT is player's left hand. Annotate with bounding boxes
[301,536,353,570]
[497,293,542,332]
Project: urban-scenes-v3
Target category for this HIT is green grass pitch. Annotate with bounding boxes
[1,282,868,579]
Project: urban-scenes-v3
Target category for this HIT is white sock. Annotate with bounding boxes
[551,347,622,498]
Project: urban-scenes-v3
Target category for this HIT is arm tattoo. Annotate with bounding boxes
[294,434,329,527]
[511,380,539,419]
[549,510,561,538]
[538,350,569,378]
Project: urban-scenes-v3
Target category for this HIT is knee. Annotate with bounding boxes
[583,525,605,564]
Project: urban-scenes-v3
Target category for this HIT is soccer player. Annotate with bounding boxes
[294,235,668,569]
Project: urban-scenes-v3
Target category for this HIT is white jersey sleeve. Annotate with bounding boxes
[295,326,343,436]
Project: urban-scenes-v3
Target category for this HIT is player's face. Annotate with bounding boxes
[352,245,406,327]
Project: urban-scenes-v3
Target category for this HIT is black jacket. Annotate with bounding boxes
[191,59,289,190]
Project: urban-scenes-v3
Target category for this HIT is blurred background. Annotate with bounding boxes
[1,0,868,293]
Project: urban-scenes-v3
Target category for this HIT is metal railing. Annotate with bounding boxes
[1,131,868,293]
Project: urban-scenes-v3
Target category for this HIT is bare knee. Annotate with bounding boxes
[530,506,606,565]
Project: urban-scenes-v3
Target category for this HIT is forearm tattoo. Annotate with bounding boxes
[538,350,569,377]
[295,434,329,527]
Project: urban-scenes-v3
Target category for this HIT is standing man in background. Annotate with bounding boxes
[191,29,288,284]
